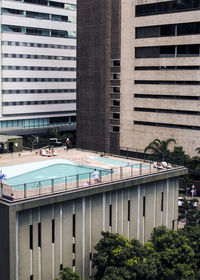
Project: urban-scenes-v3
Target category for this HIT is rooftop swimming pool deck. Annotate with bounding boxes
[0,148,176,201]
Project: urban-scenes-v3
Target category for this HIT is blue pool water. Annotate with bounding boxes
[94,157,149,168]
[6,163,111,190]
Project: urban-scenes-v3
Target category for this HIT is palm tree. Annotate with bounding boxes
[144,138,176,161]
[195,147,200,155]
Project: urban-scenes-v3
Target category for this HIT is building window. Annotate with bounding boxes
[134,121,200,131]
[72,243,75,254]
[38,222,41,248]
[136,1,200,17]
[111,60,120,67]
[134,94,200,100]
[161,192,164,212]
[134,80,200,85]
[128,200,130,221]
[143,197,146,217]
[111,126,120,133]
[136,22,200,39]
[2,25,76,39]
[72,214,76,238]
[109,204,112,227]
[52,219,55,243]
[30,225,33,250]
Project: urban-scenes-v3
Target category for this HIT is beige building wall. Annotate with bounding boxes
[16,177,179,280]
[120,0,200,156]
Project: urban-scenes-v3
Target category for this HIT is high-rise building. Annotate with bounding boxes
[0,0,76,136]
[77,0,200,156]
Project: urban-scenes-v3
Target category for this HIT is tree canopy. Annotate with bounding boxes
[92,231,159,280]
[93,227,200,280]
[150,226,196,280]
[144,138,176,161]
[56,267,82,280]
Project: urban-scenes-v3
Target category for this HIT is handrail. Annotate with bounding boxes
[0,162,180,202]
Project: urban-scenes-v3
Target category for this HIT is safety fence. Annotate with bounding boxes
[0,162,170,201]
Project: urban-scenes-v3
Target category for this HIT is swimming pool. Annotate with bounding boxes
[92,156,149,168]
[3,159,111,191]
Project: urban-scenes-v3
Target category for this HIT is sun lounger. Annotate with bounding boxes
[161,162,172,168]
[153,162,164,169]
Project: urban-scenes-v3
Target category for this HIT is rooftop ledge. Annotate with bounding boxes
[0,148,187,208]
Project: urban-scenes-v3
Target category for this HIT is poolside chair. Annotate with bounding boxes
[153,162,163,169]
[40,149,47,156]
[161,161,172,169]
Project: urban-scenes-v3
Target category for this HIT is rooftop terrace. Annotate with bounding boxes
[0,148,187,202]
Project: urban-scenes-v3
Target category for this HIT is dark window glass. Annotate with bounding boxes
[112,126,119,132]
[143,197,146,217]
[136,26,160,38]
[2,8,23,15]
[72,214,75,238]
[113,60,120,66]
[113,87,120,93]
[135,47,160,58]
[128,200,130,221]
[177,22,200,36]
[177,45,199,56]
[134,66,200,70]
[161,192,164,212]
[136,22,200,39]
[26,11,49,20]
[38,222,41,248]
[30,225,33,250]
[113,100,120,106]
[134,121,200,131]
[52,219,55,243]
[135,80,200,85]
[160,46,175,57]
[109,205,112,227]
[72,243,75,253]
[113,113,120,119]
[60,264,63,271]
[136,1,200,17]
[49,1,64,8]
[160,24,175,36]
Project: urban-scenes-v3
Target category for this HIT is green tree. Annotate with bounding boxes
[195,147,200,155]
[150,226,196,280]
[181,225,200,271]
[47,127,60,140]
[178,197,199,226]
[169,146,190,166]
[144,138,176,161]
[56,267,82,280]
[92,231,159,280]
[188,156,200,171]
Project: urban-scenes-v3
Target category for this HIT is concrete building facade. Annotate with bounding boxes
[0,166,187,280]
[77,0,200,156]
[0,0,76,136]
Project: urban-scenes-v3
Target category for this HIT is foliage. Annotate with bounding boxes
[47,127,61,139]
[56,267,82,280]
[181,225,200,269]
[188,156,200,171]
[93,227,200,280]
[144,138,176,161]
[150,226,196,280]
[196,147,200,155]
[92,231,159,280]
[169,146,190,166]
[178,197,200,226]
